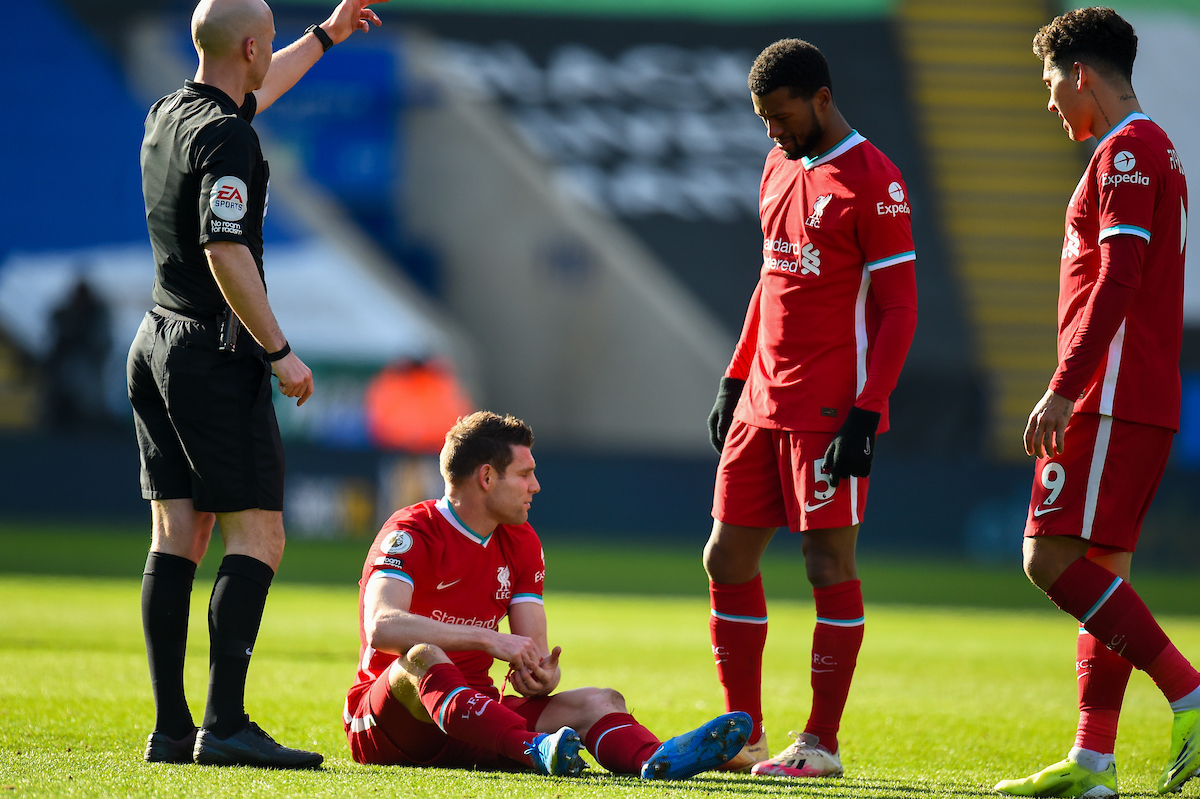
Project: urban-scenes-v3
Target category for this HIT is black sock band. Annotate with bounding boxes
[202,554,275,737]
[142,552,198,739]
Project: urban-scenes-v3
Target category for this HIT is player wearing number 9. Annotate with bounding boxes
[996,8,1200,798]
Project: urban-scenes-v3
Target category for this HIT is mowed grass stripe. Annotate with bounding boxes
[3,523,1198,615]
[2,575,1198,797]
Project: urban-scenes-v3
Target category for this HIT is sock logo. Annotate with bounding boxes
[812,653,837,672]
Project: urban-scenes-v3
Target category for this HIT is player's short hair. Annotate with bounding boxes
[440,411,534,485]
[1033,7,1137,85]
[748,38,832,100]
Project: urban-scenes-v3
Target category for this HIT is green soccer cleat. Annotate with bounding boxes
[994,757,1116,798]
[1159,708,1200,794]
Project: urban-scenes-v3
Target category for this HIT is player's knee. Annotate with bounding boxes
[402,643,450,677]
[570,687,627,726]
[593,687,626,712]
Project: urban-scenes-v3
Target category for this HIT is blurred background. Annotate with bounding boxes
[2,0,1199,567]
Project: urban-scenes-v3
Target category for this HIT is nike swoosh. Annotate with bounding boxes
[436,579,462,590]
[804,499,835,512]
[1033,506,1062,517]
[761,193,780,206]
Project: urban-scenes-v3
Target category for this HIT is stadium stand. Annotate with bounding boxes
[898,0,1081,460]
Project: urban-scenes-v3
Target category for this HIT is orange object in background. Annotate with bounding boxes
[364,360,474,452]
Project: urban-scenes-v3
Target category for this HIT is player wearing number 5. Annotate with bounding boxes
[702,39,918,778]
[996,8,1197,798]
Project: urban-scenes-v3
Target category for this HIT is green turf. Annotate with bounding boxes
[2,522,1198,614]
[2,573,1199,798]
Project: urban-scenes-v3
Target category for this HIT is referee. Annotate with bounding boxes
[128,0,386,768]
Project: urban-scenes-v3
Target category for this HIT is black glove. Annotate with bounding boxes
[822,406,881,487]
[707,377,745,453]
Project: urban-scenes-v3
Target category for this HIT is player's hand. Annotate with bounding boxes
[708,377,745,453]
[1024,389,1074,458]
[822,406,880,487]
[486,632,541,672]
[509,646,561,697]
[321,0,388,44]
[271,351,314,406]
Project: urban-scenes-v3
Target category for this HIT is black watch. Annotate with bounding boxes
[305,24,334,53]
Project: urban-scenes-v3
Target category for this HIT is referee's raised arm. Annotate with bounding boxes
[253,0,388,111]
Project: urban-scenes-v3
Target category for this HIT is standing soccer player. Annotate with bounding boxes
[130,0,385,768]
[994,8,1198,798]
[703,39,918,778]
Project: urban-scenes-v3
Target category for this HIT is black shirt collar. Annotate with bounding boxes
[183,80,248,115]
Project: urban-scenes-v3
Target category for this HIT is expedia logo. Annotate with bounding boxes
[210,176,248,221]
[1102,170,1150,187]
[876,201,910,216]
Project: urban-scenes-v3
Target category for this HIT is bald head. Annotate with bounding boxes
[191,0,273,60]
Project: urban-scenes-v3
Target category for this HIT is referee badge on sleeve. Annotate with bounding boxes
[210,176,248,221]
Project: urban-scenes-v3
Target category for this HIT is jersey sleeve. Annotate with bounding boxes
[1095,137,1156,245]
[508,530,545,608]
[194,117,257,248]
[1050,234,1145,399]
[855,261,918,413]
[366,523,428,592]
[857,171,916,272]
[726,279,763,380]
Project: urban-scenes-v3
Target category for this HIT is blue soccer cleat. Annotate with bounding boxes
[527,726,587,777]
[640,711,752,780]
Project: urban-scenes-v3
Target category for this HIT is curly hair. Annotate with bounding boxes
[440,411,534,485]
[1033,7,1137,84]
[748,38,832,99]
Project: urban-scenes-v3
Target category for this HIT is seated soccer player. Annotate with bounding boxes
[343,411,751,778]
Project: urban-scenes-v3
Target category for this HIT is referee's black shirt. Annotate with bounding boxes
[141,80,270,318]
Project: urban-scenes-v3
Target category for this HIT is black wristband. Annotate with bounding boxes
[265,342,291,362]
[305,24,334,52]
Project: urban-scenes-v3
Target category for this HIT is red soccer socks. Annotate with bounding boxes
[418,662,539,765]
[709,574,768,743]
[1075,627,1132,755]
[1048,558,1200,702]
[804,579,865,754]
[584,712,661,774]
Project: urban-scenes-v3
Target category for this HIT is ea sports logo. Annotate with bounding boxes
[888,182,905,202]
[210,176,248,221]
[1113,151,1136,172]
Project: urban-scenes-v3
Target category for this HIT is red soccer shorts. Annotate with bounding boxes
[1025,412,1173,552]
[344,673,551,767]
[713,418,869,532]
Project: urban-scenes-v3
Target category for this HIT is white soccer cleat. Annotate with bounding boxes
[750,731,843,778]
[720,733,770,772]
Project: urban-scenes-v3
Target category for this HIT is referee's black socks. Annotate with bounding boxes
[142,551,198,739]
[202,554,275,738]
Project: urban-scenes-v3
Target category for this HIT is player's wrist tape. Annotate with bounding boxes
[305,24,334,52]
[265,341,291,362]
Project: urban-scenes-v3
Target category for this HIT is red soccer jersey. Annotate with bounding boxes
[729,131,917,433]
[345,497,546,711]
[1050,114,1188,430]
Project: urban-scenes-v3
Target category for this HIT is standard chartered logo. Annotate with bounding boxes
[1062,225,1080,260]
[801,243,821,275]
[763,237,820,276]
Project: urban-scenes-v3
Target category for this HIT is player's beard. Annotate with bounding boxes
[783,108,825,161]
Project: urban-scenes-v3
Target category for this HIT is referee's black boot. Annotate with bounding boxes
[144,727,198,763]
[193,719,323,769]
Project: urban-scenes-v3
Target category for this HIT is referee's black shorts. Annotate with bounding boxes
[127,309,285,513]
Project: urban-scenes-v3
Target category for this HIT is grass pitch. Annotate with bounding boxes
[2,526,1199,797]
